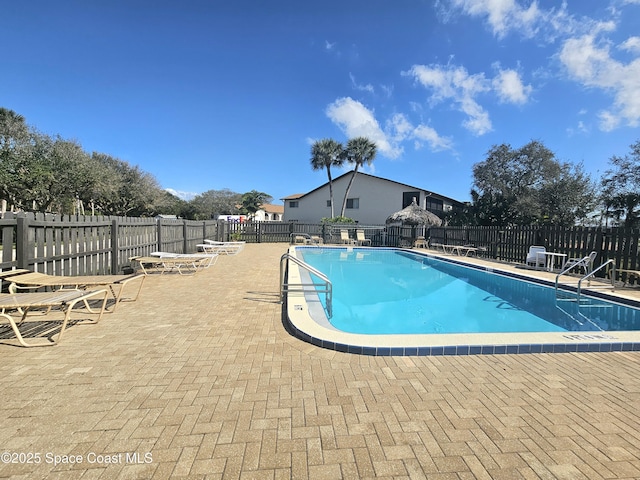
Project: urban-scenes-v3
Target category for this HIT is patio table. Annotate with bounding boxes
[536,251,567,272]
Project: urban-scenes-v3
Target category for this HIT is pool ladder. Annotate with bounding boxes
[280,253,333,318]
[554,259,616,306]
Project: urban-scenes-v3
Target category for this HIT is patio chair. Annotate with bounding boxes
[340,230,356,245]
[0,289,108,347]
[525,246,546,269]
[562,251,597,275]
[356,229,371,246]
[5,271,145,312]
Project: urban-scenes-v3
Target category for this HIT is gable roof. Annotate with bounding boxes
[283,171,463,206]
[259,203,284,214]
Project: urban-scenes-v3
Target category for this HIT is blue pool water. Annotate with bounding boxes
[298,248,640,335]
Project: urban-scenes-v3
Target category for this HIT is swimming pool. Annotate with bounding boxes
[284,246,640,355]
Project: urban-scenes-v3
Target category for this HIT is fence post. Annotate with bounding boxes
[15,215,29,270]
[155,219,162,252]
[183,220,188,253]
[111,219,119,274]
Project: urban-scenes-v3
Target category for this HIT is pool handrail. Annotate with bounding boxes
[555,259,616,302]
[280,253,333,318]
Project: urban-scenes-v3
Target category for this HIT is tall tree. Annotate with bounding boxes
[240,190,272,219]
[310,139,344,218]
[340,137,377,217]
[471,140,595,226]
[188,189,242,220]
[601,140,640,227]
[0,108,33,210]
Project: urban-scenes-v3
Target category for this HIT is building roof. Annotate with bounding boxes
[281,193,305,200]
[283,171,464,206]
[259,203,284,214]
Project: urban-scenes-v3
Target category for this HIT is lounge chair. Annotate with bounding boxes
[3,271,145,312]
[356,229,371,246]
[525,246,546,269]
[151,251,218,269]
[0,289,108,347]
[413,236,428,248]
[340,230,356,245]
[562,251,597,275]
[130,255,208,275]
[202,240,245,255]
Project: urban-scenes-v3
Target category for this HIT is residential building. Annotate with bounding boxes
[282,171,463,224]
[254,203,284,222]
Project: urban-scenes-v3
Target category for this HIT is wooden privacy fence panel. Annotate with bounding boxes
[428,225,639,274]
[0,213,219,275]
[113,218,157,272]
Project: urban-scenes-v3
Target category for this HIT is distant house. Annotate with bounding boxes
[282,171,463,224]
[254,203,284,222]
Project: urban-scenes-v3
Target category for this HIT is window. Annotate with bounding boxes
[346,198,359,209]
[426,197,443,213]
[402,191,421,208]
[326,200,331,207]
[289,201,299,208]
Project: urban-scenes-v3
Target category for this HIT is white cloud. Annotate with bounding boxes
[559,34,640,129]
[404,64,492,135]
[442,0,616,43]
[492,68,532,104]
[165,188,197,201]
[325,99,454,158]
[445,0,543,39]
[349,73,374,94]
[620,36,640,53]
[437,0,640,132]
[325,40,336,51]
[413,124,454,151]
[326,97,402,158]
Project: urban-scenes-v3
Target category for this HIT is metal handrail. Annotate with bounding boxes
[555,258,616,301]
[280,253,333,318]
[577,259,616,299]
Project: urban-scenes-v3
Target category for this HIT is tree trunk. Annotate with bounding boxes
[327,168,334,218]
[340,167,359,217]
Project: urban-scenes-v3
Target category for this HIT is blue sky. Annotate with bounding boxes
[2,0,640,204]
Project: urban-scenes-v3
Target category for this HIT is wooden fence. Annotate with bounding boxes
[0,212,219,275]
[225,221,639,274]
[2,214,638,278]
[428,225,640,271]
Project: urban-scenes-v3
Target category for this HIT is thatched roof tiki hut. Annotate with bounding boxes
[386,198,442,247]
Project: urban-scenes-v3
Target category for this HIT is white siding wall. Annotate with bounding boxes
[284,174,439,224]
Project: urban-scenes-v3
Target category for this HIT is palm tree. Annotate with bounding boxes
[310,139,345,218]
[340,137,377,217]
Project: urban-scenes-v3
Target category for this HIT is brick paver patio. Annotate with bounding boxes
[1,243,639,479]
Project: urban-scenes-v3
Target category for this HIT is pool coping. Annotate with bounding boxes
[284,246,640,356]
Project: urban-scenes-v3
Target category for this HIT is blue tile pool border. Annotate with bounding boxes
[285,247,640,356]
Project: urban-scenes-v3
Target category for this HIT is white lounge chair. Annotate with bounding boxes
[525,246,546,269]
[131,254,210,275]
[151,251,218,269]
[202,240,245,255]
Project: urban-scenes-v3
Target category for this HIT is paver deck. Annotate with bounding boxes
[0,243,639,479]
